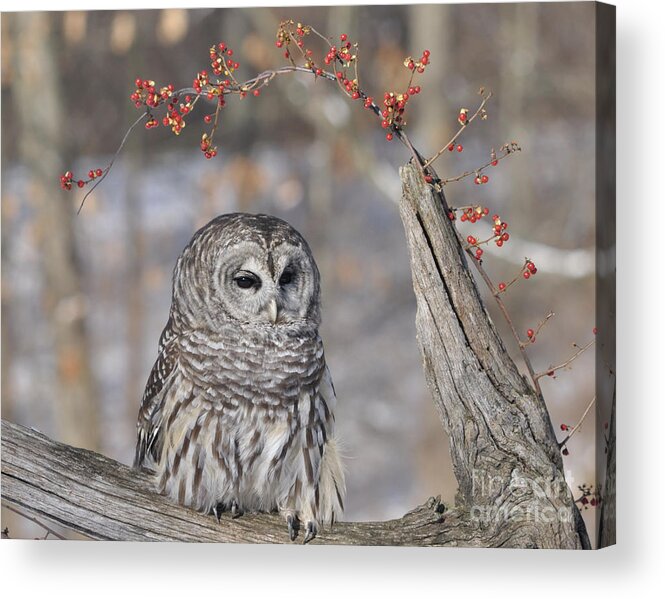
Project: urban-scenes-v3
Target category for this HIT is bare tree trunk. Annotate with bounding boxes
[10,13,100,450]
[1,162,589,548]
[398,163,589,548]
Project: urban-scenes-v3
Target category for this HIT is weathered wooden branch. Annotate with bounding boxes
[1,162,590,548]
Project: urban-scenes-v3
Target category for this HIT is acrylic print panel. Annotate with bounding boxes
[1,2,615,548]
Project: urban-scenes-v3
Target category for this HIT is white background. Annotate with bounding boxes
[1,0,661,596]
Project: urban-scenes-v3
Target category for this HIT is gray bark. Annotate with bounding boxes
[1,163,590,548]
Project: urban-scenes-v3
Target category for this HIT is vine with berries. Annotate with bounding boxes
[61,19,601,508]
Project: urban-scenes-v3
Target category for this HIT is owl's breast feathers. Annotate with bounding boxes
[134,321,345,526]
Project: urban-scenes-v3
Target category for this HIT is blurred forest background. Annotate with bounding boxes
[1,4,600,541]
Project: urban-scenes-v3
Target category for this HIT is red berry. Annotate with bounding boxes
[253,89,260,97]
[459,112,467,122]
[276,41,283,48]
[560,424,568,431]
[423,50,430,57]
[527,328,534,338]
[424,175,433,183]
[340,33,348,42]
[381,120,389,128]
[204,115,212,123]
[88,170,95,179]
[77,180,85,188]
[498,282,506,291]
[448,143,454,152]
[527,261,536,272]
[475,248,483,258]
[523,271,531,279]
[352,91,360,100]
[501,233,510,242]
[456,144,463,152]
[491,159,498,166]
[386,133,393,141]
[593,327,598,335]
[481,175,489,184]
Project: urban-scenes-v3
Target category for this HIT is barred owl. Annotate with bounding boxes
[134,213,345,543]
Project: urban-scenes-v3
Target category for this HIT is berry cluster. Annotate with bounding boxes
[276,21,319,69]
[209,42,239,77]
[336,71,361,100]
[59,168,105,191]
[491,215,510,247]
[200,133,218,160]
[459,205,490,223]
[325,33,355,66]
[496,258,538,296]
[162,94,196,135]
[576,484,601,509]
[523,259,537,279]
[380,88,419,141]
[465,235,485,261]
[404,49,430,73]
[130,79,175,110]
[378,51,429,141]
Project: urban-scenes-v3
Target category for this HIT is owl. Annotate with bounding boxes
[134,213,345,543]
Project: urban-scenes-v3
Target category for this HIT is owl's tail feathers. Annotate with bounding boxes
[319,437,346,528]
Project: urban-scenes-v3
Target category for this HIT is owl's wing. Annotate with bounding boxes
[301,364,345,525]
[134,317,179,469]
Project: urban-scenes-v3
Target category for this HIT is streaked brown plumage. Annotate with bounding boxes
[134,213,345,542]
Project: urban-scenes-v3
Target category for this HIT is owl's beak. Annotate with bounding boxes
[267,298,279,324]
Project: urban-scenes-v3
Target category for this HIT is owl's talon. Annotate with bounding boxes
[212,503,223,522]
[303,521,317,544]
[286,514,298,542]
[231,500,243,519]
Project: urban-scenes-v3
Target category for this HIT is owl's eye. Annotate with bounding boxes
[279,270,294,286]
[234,275,259,289]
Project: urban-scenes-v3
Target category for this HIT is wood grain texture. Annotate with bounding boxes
[397,162,589,549]
[0,162,590,548]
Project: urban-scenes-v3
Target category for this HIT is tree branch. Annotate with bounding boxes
[0,419,501,546]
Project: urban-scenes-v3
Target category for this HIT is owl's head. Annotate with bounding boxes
[172,213,321,329]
